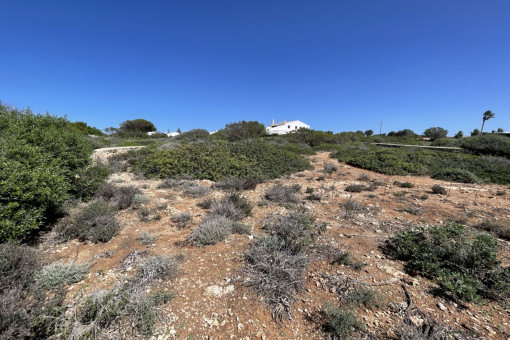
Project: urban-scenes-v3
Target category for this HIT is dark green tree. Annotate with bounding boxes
[364,130,374,137]
[480,110,495,134]
[454,131,464,138]
[423,127,448,141]
[217,120,266,141]
[119,119,156,137]
[497,127,504,133]
[471,129,480,136]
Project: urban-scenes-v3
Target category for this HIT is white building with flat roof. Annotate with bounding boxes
[265,120,310,135]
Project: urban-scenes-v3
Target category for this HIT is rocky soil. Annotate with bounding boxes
[45,150,510,339]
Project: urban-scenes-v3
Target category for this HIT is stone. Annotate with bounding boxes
[437,302,447,311]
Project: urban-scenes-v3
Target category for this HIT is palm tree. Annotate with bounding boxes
[480,110,495,134]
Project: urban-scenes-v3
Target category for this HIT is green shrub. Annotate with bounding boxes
[334,144,510,184]
[389,223,510,302]
[431,185,447,195]
[0,104,95,242]
[216,120,266,141]
[345,287,381,308]
[70,164,111,201]
[431,138,462,147]
[228,140,313,180]
[174,129,211,141]
[432,168,479,183]
[135,141,258,181]
[56,199,119,243]
[461,135,510,158]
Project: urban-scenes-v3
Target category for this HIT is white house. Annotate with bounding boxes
[265,119,310,135]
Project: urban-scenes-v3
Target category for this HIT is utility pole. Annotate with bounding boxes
[379,121,382,135]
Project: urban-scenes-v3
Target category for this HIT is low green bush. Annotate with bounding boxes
[334,144,510,184]
[136,140,312,182]
[461,135,510,158]
[0,104,102,242]
[431,184,447,195]
[432,168,479,183]
[70,164,110,201]
[389,223,510,302]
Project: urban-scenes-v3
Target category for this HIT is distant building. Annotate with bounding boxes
[167,131,181,137]
[265,119,310,135]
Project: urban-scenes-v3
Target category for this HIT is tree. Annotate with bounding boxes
[454,131,464,138]
[217,120,266,142]
[497,128,504,133]
[177,128,182,133]
[119,119,156,137]
[364,130,374,137]
[480,110,495,134]
[423,127,448,141]
[471,129,480,136]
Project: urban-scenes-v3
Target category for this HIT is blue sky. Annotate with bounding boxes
[1,1,508,134]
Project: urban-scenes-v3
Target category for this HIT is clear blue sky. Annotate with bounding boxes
[1,1,509,134]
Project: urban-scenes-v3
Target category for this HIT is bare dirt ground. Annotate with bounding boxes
[45,150,510,339]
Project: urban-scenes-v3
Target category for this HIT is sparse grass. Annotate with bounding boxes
[0,243,41,291]
[133,193,150,206]
[396,205,422,216]
[197,198,213,209]
[183,183,211,197]
[97,183,143,210]
[496,190,506,196]
[210,193,252,220]
[138,208,151,222]
[33,262,89,291]
[188,215,234,246]
[344,287,381,308]
[243,235,309,322]
[264,184,301,204]
[56,199,119,243]
[357,173,371,181]
[323,162,338,174]
[244,210,324,322]
[137,232,158,245]
[171,212,193,224]
[321,303,362,339]
[476,220,510,241]
[213,177,258,191]
[137,255,180,284]
[232,222,251,235]
[340,198,369,219]
[393,190,409,198]
[258,199,269,207]
[305,187,314,194]
[431,185,447,195]
[331,251,366,271]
